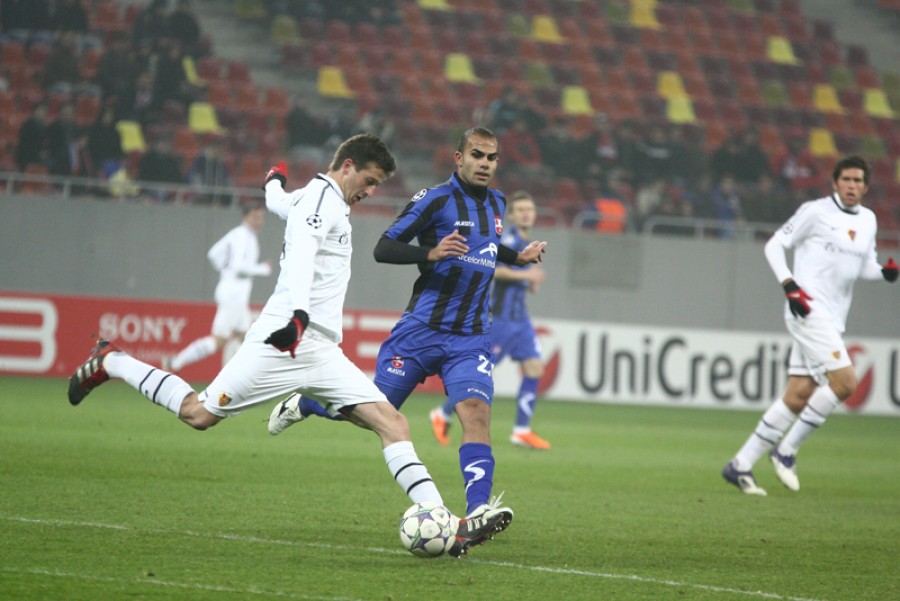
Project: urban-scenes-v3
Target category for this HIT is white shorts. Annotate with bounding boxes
[785,313,852,385]
[210,303,253,339]
[199,313,388,418]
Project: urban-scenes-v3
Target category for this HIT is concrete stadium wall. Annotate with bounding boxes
[2,195,897,338]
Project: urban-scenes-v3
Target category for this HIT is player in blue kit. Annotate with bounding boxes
[269,127,547,532]
[430,190,551,450]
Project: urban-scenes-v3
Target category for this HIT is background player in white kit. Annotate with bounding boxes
[723,155,898,495]
[164,204,271,373]
[67,134,505,555]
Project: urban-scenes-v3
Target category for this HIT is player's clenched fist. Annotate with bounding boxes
[262,160,288,190]
[882,257,898,283]
[265,310,309,358]
[783,280,812,318]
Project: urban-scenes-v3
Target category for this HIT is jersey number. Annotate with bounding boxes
[477,354,494,376]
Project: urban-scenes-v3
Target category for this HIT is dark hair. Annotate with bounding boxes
[832,155,871,185]
[329,133,396,176]
[457,127,497,153]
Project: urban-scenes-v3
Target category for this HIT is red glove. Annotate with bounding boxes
[783,281,813,318]
[264,310,309,358]
[262,160,287,190]
[882,257,898,283]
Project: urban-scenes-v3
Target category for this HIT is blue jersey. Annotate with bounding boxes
[383,173,507,335]
[492,224,532,322]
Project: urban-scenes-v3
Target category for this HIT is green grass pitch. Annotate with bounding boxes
[1,375,898,601]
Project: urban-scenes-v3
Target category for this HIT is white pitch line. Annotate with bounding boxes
[0,567,360,601]
[5,516,827,601]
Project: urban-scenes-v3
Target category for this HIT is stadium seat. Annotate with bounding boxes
[657,72,688,100]
[863,89,895,118]
[232,83,261,113]
[197,56,223,82]
[666,97,697,124]
[629,0,662,30]
[761,80,790,107]
[317,67,356,98]
[812,84,844,113]
[859,135,888,160]
[234,155,265,188]
[188,102,224,134]
[444,53,479,83]
[172,127,199,163]
[767,36,801,65]
[263,87,290,118]
[116,121,146,153]
[561,86,593,115]
[234,0,267,20]
[828,65,857,90]
[271,15,300,45]
[531,15,566,43]
[808,128,838,157]
[226,60,252,84]
[206,80,232,108]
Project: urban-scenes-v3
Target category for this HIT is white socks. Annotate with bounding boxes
[170,335,218,372]
[777,386,840,457]
[383,441,443,506]
[105,352,195,415]
[734,399,797,471]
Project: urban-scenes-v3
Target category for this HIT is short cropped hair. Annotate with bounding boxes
[507,190,534,212]
[457,127,498,152]
[832,155,870,185]
[330,133,396,176]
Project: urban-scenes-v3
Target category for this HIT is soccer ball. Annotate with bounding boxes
[398,502,458,558]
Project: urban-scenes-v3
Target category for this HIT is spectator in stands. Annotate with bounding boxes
[646,192,695,237]
[50,0,88,33]
[46,102,79,176]
[611,120,641,185]
[132,70,157,124]
[635,178,670,228]
[635,125,673,185]
[153,41,199,112]
[682,174,714,219]
[97,34,142,120]
[188,138,232,205]
[2,0,51,31]
[168,0,202,56]
[42,33,82,93]
[539,116,582,180]
[484,86,545,135]
[356,107,395,149]
[286,97,324,156]
[668,126,708,189]
[735,129,771,186]
[581,112,618,177]
[711,134,743,184]
[15,103,49,171]
[773,137,820,199]
[741,173,795,226]
[87,106,124,177]
[501,118,546,181]
[710,175,745,239]
[133,0,171,52]
[139,137,184,200]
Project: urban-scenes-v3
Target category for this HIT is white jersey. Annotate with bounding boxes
[262,174,351,342]
[766,194,882,331]
[206,222,271,308]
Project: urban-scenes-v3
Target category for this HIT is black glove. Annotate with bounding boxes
[264,310,309,358]
[783,281,813,318]
[262,160,287,190]
[882,257,898,283]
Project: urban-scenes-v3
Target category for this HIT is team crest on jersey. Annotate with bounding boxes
[848,230,856,241]
[306,214,323,228]
[218,393,232,407]
[391,356,404,368]
[494,216,503,235]
[411,188,427,202]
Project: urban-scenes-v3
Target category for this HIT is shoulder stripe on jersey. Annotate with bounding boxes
[453,270,485,333]
[395,194,451,242]
[452,190,471,235]
[430,265,463,327]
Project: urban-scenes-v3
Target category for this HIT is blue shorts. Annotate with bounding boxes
[491,318,541,364]
[374,314,494,409]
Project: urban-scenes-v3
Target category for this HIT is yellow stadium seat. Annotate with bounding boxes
[812,84,844,113]
[271,15,300,45]
[657,71,687,99]
[828,65,856,90]
[767,36,801,65]
[506,13,530,36]
[761,80,790,107]
[115,120,146,153]
[182,56,200,85]
[863,89,895,118]
[808,128,838,157]
[630,0,661,30]
[234,0,266,20]
[317,66,356,98]
[561,86,593,115]
[666,97,697,124]
[417,0,454,9]
[531,15,566,43]
[525,62,555,87]
[188,102,224,134]
[444,53,479,83]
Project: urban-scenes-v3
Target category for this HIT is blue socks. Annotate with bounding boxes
[514,376,539,429]
[459,442,495,515]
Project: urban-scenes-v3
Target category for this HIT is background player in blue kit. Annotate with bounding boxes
[270,127,547,530]
[430,190,551,450]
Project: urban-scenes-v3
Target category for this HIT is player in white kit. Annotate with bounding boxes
[723,155,898,495]
[67,134,506,554]
[164,204,271,373]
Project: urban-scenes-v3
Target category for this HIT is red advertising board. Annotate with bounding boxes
[0,291,444,393]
